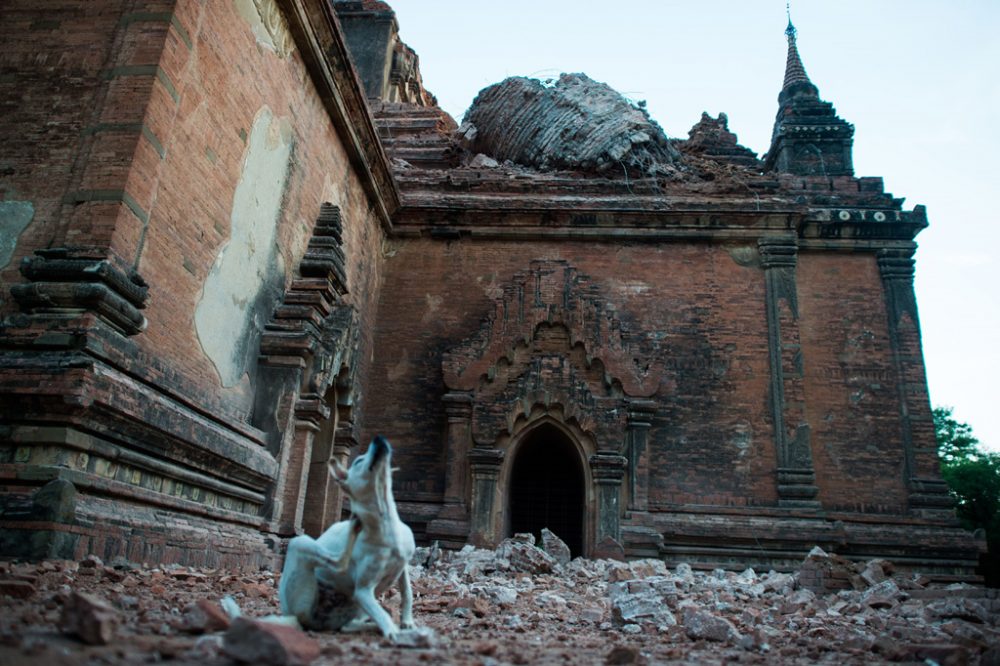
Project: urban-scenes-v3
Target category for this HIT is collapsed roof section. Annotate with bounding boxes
[462,74,682,178]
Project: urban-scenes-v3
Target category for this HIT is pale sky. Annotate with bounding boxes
[387,1,1000,451]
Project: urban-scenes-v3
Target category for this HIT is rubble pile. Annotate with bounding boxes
[462,73,682,178]
[0,541,998,665]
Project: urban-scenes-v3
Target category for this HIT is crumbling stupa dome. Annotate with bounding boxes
[462,73,681,177]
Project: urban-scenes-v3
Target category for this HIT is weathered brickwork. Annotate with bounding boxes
[0,0,395,566]
[798,253,908,514]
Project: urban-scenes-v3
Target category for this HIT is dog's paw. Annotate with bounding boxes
[341,617,378,634]
[390,627,437,649]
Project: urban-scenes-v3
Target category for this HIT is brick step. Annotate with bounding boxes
[390,145,456,163]
[376,119,449,139]
[372,103,445,118]
[380,136,454,150]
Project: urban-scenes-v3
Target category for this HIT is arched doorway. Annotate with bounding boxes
[508,424,585,557]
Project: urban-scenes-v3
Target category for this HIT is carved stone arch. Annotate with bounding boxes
[433,260,653,550]
[500,409,596,556]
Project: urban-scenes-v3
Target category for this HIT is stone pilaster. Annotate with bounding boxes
[442,391,473,508]
[759,236,819,509]
[467,447,504,547]
[426,391,474,543]
[877,247,953,514]
[624,399,656,512]
[589,453,627,543]
[271,394,329,534]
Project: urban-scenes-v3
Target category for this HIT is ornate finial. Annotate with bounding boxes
[785,2,797,39]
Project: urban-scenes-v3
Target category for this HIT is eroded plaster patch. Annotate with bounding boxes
[195,106,293,387]
[234,0,293,58]
[0,201,34,269]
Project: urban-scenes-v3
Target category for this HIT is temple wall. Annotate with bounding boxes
[366,238,778,511]
[798,252,909,513]
[0,0,389,566]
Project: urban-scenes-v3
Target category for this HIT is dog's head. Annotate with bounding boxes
[330,435,394,520]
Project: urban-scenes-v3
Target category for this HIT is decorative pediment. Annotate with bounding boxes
[442,260,662,397]
[468,328,626,447]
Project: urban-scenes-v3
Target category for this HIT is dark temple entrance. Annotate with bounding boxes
[508,424,585,557]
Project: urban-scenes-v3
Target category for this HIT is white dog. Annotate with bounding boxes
[278,434,416,639]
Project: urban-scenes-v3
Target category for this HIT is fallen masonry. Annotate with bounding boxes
[1,542,997,665]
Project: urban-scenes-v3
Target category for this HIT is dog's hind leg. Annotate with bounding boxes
[280,535,338,624]
[398,566,414,629]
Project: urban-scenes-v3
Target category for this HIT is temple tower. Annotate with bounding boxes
[764,19,855,176]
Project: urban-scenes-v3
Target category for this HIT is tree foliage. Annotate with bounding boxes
[934,406,981,464]
[934,406,1000,546]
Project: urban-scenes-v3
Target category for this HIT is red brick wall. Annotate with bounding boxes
[128,0,385,420]
[0,0,162,294]
[1,0,386,421]
[798,252,908,512]
[366,238,775,508]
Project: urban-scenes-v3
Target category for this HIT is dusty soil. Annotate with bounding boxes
[1,540,998,665]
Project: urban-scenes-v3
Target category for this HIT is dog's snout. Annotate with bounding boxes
[370,435,391,467]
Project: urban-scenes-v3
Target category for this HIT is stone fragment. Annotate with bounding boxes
[605,644,646,665]
[608,577,679,627]
[448,595,490,617]
[59,591,119,645]
[672,563,695,588]
[79,554,103,569]
[858,558,894,587]
[797,546,862,592]
[535,591,568,608]
[860,578,902,608]
[541,528,572,566]
[472,583,518,607]
[0,579,36,598]
[222,617,320,666]
[181,599,232,633]
[593,536,626,561]
[924,598,990,624]
[682,606,742,643]
[628,559,668,579]
[468,153,499,169]
[496,537,556,574]
[762,571,795,594]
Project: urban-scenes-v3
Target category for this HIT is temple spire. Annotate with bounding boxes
[782,13,814,92]
[764,10,854,177]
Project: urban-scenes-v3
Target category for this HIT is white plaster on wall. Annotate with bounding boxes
[0,201,34,269]
[234,0,293,58]
[195,106,293,387]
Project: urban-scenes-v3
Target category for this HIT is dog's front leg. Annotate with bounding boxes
[353,585,399,639]
[398,566,414,629]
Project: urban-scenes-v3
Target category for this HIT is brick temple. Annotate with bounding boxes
[0,1,980,576]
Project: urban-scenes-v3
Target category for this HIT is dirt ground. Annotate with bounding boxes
[1,538,998,665]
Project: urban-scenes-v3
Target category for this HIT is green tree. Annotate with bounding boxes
[934,406,1000,586]
[933,406,981,464]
